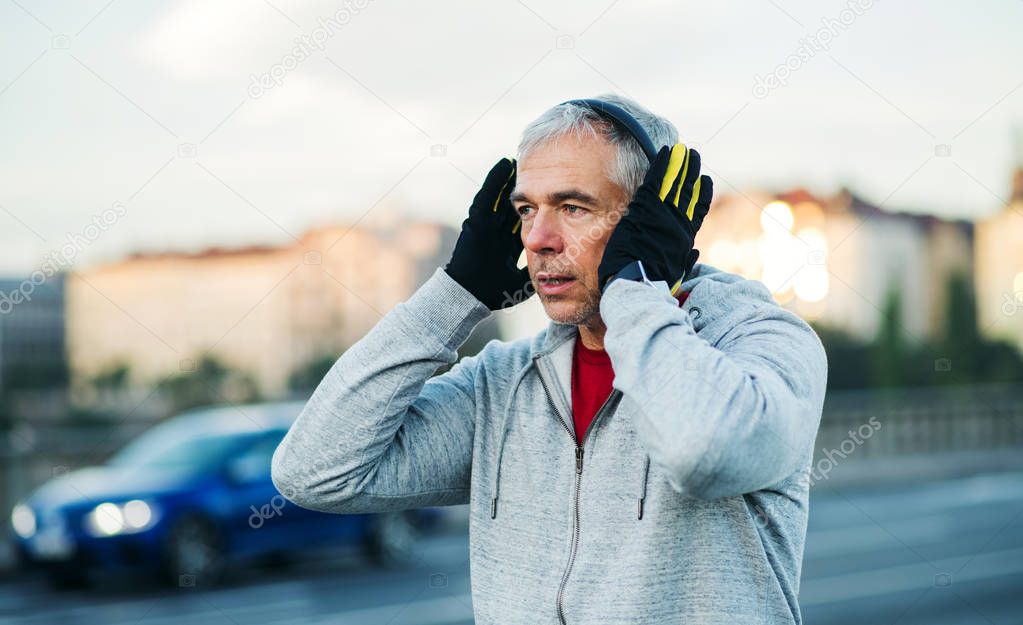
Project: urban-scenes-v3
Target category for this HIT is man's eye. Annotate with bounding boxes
[565,204,587,215]
[515,205,532,217]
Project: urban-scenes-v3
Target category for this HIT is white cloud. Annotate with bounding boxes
[137,0,302,80]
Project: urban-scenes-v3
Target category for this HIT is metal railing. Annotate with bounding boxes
[815,382,1023,459]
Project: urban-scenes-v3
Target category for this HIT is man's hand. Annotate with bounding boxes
[598,144,713,295]
[444,157,533,310]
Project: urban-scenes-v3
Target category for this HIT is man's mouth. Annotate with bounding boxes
[537,273,577,294]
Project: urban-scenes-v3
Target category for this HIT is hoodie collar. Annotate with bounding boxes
[533,319,578,358]
[529,261,710,359]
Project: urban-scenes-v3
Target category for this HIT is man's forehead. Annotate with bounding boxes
[518,134,614,173]
[513,139,621,206]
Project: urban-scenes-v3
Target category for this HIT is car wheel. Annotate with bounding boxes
[45,567,89,590]
[164,515,226,588]
[256,550,295,572]
[364,511,417,568]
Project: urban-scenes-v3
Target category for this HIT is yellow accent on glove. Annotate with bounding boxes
[491,157,515,213]
[686,175,701,221]
[657,143,700,221]
[670,276,684,296]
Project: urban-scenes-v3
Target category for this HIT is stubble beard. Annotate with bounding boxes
[539,282,601,328]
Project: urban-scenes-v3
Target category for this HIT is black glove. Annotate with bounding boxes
[598,143,713,295]
[444,157,533,310]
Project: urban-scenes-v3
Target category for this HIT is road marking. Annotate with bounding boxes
[261,593,475,625]
[800,545,1023,606]
[811,471,1023,523]
[805,509,1005,558]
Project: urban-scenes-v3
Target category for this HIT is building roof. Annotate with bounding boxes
[827,187,973,235]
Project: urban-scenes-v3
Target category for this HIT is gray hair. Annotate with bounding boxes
[515,92,679,201]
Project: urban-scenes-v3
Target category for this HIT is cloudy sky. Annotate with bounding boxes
[1,0,1021,275]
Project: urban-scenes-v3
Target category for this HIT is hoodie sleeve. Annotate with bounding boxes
[271,267,491,514]
[599,275,827,500]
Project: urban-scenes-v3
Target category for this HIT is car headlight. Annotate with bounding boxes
[84,500,159,537]
[11,504,36,538]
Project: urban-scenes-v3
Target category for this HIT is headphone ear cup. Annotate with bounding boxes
[558,98,660,163]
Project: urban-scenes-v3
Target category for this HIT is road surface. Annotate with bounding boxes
[2,470,1021,624]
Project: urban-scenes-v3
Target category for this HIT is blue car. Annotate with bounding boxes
[10,400,436,588]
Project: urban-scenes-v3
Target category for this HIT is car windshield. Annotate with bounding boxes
[108,422,246,472]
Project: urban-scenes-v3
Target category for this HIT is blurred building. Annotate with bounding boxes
[975,166,1023,352]
[66,217,455,398]
[0,273,67,397]
[697,187,973,341]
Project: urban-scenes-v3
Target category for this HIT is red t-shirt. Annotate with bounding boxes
[571,338,616,443]
[570,289,690,442]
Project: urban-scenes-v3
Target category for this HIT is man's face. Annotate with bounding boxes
[510,132,629,326]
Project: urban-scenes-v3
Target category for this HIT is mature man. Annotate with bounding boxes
[272,94,828,624]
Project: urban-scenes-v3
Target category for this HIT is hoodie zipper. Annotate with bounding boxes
[535,357,620,625]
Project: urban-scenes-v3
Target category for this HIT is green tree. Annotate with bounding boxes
[91,361,131,392]
[809,273,1023,390]
[868,286,908,387]
[934,270,980,384]
[932,270,1023,385]
[289,352,342,394]
[155,353,260,413]
[809,323,870,390]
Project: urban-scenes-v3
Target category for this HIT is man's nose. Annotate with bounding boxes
[523,207,564,255]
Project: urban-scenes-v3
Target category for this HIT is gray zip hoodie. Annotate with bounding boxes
[271,261,828,624]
